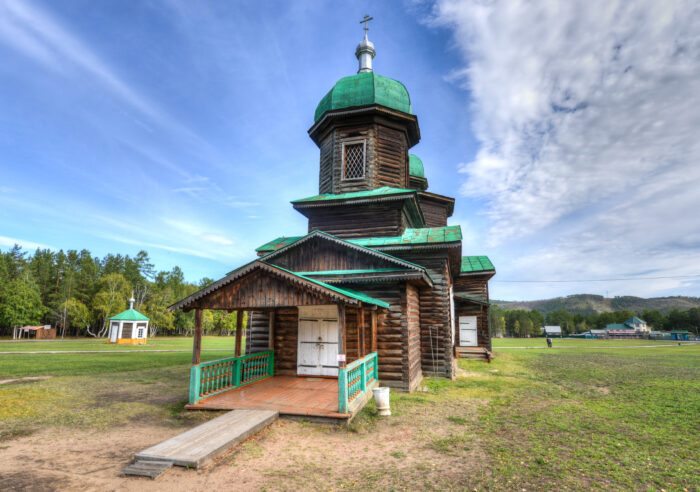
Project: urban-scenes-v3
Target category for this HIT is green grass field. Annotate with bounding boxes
[1,337,698,489]
[492,337,685,347]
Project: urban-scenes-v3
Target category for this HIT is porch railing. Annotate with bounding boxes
[189,350,274,405]
[338,351,378,414]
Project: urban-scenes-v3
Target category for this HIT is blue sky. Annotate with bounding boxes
[1,0,699,301]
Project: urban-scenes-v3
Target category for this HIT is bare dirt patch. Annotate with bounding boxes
[0,403,489,491]
[0,376,53,385]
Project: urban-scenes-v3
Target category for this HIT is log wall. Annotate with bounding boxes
[305,203,406,239]
[391,250,454,379]
[419,199,449,227]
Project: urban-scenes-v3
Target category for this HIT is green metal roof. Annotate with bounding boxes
[110,308,149,321]
[291,186,416,204]
[255,236,303,252]
[626,316,645,324]
[460,256,495,273]
[255,226,463,253]
[605,323,632,331]
[351,226,463,248]
[314,72,413,122]
[409,154,425,178]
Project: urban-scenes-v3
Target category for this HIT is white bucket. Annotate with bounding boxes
[372,387,391,416]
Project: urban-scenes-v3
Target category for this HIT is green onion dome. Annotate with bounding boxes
[409,154,425,179]
[314,72,413,122]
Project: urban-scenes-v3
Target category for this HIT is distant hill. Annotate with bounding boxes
[493,294,700,315]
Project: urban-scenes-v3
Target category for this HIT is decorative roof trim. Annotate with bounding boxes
[168,260,389,311]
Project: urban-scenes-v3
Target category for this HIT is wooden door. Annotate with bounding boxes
[297,306,339,377]
[110,322,119,342]
[459,316,478,347]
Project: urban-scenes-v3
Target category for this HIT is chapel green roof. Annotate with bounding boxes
[461,256,495,273]
[291,186,415,204]
[626,316,645,324]
[255,225,463,253]
[409,154,425,178]
[314,72,413,122]
[110,308,149,321]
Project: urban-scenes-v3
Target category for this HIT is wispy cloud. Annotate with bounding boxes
[432,0,700,298]
[0,235,53,251]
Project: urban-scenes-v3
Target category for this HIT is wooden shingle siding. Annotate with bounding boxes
[122,323,133,338]
[305,203,405,238]
[318,134,334,194]
[419,200,448,227]
[191,270,334,311]
[454,274,489,298]
[268,236,402,272]
[374,126,407,189]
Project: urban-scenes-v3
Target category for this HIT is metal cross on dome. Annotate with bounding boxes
[360,14,373,34]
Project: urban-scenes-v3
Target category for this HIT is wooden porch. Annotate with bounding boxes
[186,376,348,419]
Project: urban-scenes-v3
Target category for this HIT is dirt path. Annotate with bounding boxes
[0,404,486,491]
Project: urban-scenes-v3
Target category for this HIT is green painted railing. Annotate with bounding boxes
[189,351,274,405]
[338,351,378,414]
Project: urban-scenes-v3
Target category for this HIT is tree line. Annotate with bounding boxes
[0,245,245,337]
[489,304,700,337]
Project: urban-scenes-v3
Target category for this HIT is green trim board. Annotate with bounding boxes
[315,72,413,122]
[460,256,495,273]
[255,225,463,253]
[110,308,150,321]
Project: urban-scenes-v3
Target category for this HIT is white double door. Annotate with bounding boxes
[459,316,478,347]
[297,305,339,377]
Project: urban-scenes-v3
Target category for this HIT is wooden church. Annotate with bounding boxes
[170,27,495,420]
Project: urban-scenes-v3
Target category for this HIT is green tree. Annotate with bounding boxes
[59,298,92,337]
[91,273,131,337]
[0,276,46,329]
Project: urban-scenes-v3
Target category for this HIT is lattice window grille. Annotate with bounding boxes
[343,142,365,180]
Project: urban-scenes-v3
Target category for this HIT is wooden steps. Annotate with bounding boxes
[120,459,173,479]
[128,409,278,474]
[455,347,493,362]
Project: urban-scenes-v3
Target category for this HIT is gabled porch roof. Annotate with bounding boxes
[168,259,389,312]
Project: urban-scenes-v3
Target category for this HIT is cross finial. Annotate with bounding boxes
[360,14,373,37]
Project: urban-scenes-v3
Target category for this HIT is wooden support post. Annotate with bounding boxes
[337,303,346,369]
[192,308,202,365]
[370,310,377,353]
[235,310,243,357]
[268,310,275,351]
[359,307,366,357]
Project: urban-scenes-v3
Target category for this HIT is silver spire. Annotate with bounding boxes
[356,15,375,73]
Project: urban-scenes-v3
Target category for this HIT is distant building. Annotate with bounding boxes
[590,329,607,339]
[12,325,56,340]
[670,330,691,341]
[542,326,562,337]
[624,316,649,332]
[108,297,150,345]
[605,316,649,338]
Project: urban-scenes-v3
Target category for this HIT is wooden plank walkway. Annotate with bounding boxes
[185,376,349,419]
[133,409,278,469]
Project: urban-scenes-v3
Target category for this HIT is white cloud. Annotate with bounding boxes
[0,235,53,251]
[432,0,700,298]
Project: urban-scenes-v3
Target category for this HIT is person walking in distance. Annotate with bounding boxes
[546,337,552,348]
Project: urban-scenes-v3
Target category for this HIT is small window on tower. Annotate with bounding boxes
[342,140,366,180]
